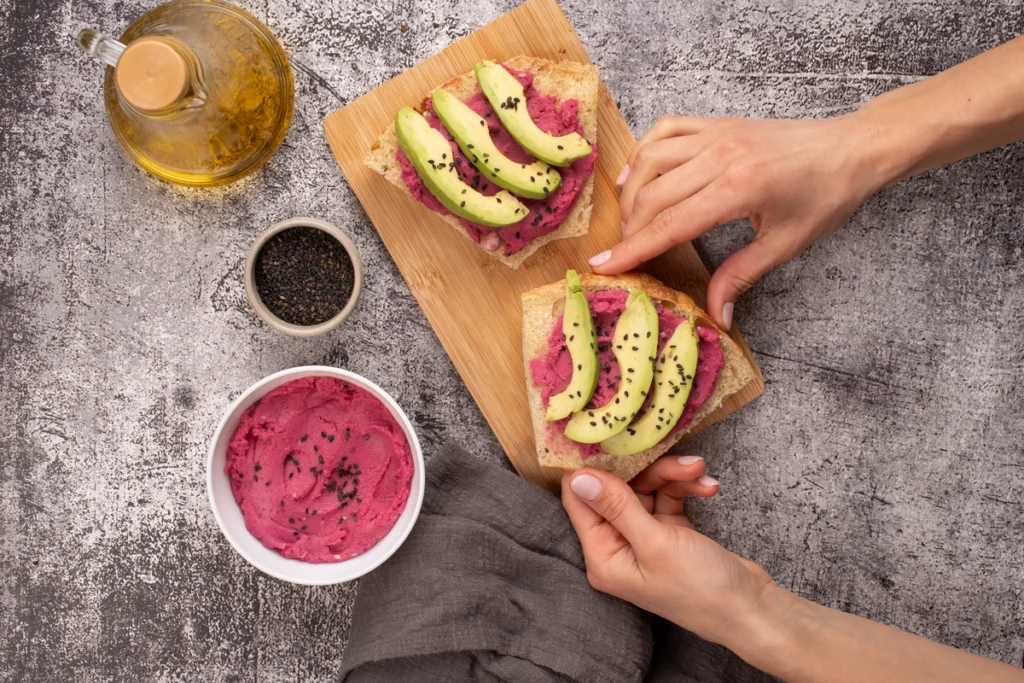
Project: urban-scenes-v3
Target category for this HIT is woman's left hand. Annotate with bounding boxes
[562,455,776,647]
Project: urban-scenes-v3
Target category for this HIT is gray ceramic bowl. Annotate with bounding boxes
[244,217,364,337]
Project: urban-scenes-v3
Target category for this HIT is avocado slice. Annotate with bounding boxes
[601,320,700,456]
[394,106,528,227]
[563,289,658,444]
[474,61,593,168]
[545,271,599,421]
[432,88,562,200]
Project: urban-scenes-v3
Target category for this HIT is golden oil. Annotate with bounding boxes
[82,0,294,187]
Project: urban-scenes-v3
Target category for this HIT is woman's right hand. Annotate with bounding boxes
[561,456,779,647]
[589,114,890,329]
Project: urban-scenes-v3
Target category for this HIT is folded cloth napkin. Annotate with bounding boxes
[339,444,773,683]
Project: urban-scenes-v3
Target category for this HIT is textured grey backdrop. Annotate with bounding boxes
[2,0,1023,680]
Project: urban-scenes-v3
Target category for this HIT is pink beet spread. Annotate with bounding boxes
[396,65,598,256]
[225,377,413,564]
[528,291,725,459]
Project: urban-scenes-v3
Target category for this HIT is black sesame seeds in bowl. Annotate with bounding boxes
[244,218,364,337]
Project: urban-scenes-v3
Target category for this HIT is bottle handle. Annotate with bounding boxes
[78,28,126,68]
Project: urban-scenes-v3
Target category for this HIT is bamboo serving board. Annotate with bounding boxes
[324,0,764,492]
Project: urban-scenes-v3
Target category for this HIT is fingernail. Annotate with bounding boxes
[481,232,501,251]
[615,164,630,186]
[698,474,719,488]
[570,473,603,501]
[589,250,612,267]
[677,456,703,466]
[721,302,734,331]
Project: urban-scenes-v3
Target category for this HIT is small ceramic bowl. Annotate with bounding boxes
[207,366,424,585]
[244,217,364,338]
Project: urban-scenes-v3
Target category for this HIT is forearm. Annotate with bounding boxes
[848,35,1024,188]
[727,584,1024,683]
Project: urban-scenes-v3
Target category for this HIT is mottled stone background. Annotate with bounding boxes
[2,0,1023,680]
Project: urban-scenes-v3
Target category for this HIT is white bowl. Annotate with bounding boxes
[207,366,424,585]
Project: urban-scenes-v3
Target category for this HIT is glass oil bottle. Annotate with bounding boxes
[79,0,294,187]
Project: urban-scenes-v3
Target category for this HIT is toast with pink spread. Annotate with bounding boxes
[522,272,758,481]
[365,56,598,269]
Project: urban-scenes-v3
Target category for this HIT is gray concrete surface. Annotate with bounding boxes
[2,0,1023,680]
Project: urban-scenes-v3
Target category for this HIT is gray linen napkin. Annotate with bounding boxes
[339,444,773,683]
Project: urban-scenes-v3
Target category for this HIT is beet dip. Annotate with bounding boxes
[529,291,725,459]
[225,377,414,563]
[396,65,597,256]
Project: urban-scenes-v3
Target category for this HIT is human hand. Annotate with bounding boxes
[589,115,887,329]
[561,456,776,647]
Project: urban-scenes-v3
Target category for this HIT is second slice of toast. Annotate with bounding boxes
[522,272,759,482]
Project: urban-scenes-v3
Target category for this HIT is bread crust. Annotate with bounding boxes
[364,56,599,269]
[522,272,757,481]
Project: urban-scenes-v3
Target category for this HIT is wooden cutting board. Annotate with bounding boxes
[324,0,764,492]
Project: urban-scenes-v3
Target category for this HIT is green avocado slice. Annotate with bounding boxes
[432,88,562,200]
[474,61,592,168]
[394,106,528,227]
[601,320,699,456]
[545,271,598,421]
[563,289,658,444]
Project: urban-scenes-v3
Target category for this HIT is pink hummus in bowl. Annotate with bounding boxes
[208,367,424,585]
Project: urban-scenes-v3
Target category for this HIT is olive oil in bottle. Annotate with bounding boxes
[79,0,294,187]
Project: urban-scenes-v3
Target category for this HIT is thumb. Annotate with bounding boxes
[567,469,663,547]
[705,233,789,330]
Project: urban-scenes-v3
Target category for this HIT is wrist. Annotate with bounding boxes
[840,99,944,191]
[720,581,810,679]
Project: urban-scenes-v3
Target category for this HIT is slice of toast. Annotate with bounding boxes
[364,56,599,269]
[522,272,758,482]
